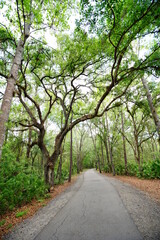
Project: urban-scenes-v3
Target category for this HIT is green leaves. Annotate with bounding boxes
[16,210,28,218]
[137,159,160,179]
[0,153,47,214]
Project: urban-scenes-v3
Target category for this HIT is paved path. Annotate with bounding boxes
[34,169,142,240]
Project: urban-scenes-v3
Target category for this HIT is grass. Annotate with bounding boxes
[0,219,6,226]
[15,210,28,218]
[6,223,12,229]
[38,199,45,203]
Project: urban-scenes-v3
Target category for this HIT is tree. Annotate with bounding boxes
[141,77,160,146]
[122,88,155,167]
[75,124,86,174]
[88,122,102,173]
[0,0,73,160]
[68,112,73,182]
[121,108,128,174]
[1,0,160,187]
[0,0,33,159]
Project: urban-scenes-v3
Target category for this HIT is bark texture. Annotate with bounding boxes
[121,110,128,174]
[0,14,32,160]
[68,116,73,182]
[0,39,24,159]
[142,77,160,145]
[105,113,115,176]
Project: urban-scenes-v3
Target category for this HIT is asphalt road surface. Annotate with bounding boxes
[34,169,142,240]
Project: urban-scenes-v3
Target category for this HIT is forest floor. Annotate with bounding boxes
[103,173,160,203]
[0,176,78,240]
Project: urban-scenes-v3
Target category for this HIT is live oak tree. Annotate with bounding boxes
[15,33,106,186]
[1,0,160,187]
[0,0,73,160]
[17,0,160,185]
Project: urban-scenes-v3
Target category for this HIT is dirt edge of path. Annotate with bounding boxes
[0,175,78,240]
[103,173,160,204]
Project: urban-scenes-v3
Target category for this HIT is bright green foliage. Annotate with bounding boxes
[112,161,138,176]
[0,219,6,226]
[0,147,47,214]
[137,159,160,179]
[16,210,28,218]
[103,159,160,179]
[83,152,95,169]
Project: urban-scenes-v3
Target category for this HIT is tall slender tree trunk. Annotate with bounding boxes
[26,127,32,158]
[96,136,101,173]
[105,113,115,176]
[77,153,80,174]
[121,110,128,174]
[135,132,141,165]
[142,77,160,146]
[108,140,115,176]
[57,147,63,183]
[0,17,32,160]
[104,138,111,172]
[77,132,84,174]
[133,132,141,172]
[89,125,101,173]
[57,138,65,183]
[57,111,64,182]
[100,138,104,167]
[97,154,101,173]
[68,114,73,182]
[140,145,144,164]
[0,39,24,160]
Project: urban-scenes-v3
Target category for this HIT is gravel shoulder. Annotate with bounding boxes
[105,174,160,203]
[103,175,160,240]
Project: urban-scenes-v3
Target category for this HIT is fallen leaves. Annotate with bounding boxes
[105,173,160,203]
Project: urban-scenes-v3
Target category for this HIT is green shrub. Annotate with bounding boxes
[112,158,160,179]
[151,158,160,178]
[0,157,48,214]
[137,158,160,179]
[113,161,138,176]
[61,167,69,181]
[127,162,139,176]
[114,162,125,175]
[103,164,110,173]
